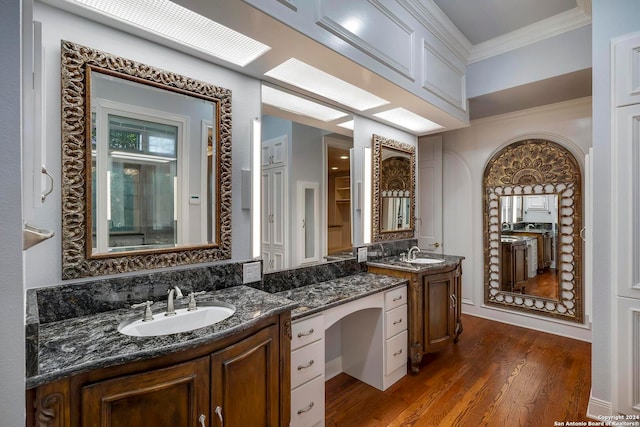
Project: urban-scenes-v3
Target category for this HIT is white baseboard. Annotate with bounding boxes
[325,356,342,381]
[587,391,613,420]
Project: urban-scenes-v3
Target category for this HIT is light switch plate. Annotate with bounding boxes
[243,261,262,284]
[357,247,368,263]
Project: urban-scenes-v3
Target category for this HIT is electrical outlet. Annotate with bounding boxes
[243,261,262,284]
[357,247,368,263]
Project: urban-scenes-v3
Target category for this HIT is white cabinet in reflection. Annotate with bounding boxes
[262,135,288,273]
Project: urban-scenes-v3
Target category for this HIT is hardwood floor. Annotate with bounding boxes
[325,315,591,426]
[523,268,558,299]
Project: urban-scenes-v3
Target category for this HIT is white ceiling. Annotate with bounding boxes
[433,0,578,45]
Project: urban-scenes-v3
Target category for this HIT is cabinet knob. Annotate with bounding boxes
[393,349,403,357]
[393,318,403,325]
[198,414,206,427]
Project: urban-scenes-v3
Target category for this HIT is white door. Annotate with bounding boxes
[417,135,443,253]
[297,181,320,265]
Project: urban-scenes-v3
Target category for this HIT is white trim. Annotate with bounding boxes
[587,393,612,420]
[471,97,592,125]
[324,356,343,381]
[468,7,592,64]
[400,0,591,64]
[397,0,471,63]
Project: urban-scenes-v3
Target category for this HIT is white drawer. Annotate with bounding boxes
[291,374,325,427]
[384,286,407,311]
[385,330,408,375]
[385,304,407,339]
[292,314,324,351]
[291,339,324,389]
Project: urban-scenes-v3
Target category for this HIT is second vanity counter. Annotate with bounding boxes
[274,272,408,320]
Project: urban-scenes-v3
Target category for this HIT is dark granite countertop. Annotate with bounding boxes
[26,286,297,389]
[366,253,464,273]
[274,272,408,320]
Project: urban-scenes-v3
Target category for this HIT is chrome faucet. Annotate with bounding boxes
[407,245,421,261]
[165,286,184,316]
[526,224,535,230]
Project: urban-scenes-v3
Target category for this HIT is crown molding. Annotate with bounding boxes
[401,0,591,65]
[468,6,592,63]
[397,0,471,63]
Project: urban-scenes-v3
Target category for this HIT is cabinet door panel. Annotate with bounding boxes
[211,325,280,427]
[423,272,455,352]
[81,357,209,427]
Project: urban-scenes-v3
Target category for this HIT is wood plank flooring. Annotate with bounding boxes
[325,314,591,427]
[524,269,559,300]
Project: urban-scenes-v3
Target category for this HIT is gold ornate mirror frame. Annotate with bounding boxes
[60,41,232,279]
[483,139,583,322]
[372,134,416,242]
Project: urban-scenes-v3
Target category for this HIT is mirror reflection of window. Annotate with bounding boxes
[92,111,181,253]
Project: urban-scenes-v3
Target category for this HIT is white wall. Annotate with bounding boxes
[591,0,640,410]
[0,0,26,423]
[25,3,261,289]
[467,25,592,98]
[439,97,592,340]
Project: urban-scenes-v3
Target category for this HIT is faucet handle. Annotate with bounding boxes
[187,291,206,311]
[131,301,154,322]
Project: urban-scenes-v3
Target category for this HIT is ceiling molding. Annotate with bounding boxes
[397,0,471,64]
[468,6,592,63]
[401,0,591,65]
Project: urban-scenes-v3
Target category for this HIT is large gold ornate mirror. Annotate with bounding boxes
[372,134,415,242]
[483,139,583,322]
[61,41,232,279]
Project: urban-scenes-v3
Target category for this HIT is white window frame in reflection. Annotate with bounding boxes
[92,99,187,253]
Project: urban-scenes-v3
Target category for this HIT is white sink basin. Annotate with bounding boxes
[409,258,445,265]
[119,303,236,337]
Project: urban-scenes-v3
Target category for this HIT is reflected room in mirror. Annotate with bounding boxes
[260,113,355,273]
[89,71,218,254]
[499,194,558,300]
[372,134,415,242]
[61,41,232,279]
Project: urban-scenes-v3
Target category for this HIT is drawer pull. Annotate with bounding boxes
[297,359,315,370]
[297,328,315,338]
[393,318,403,325]
[297,401,315,415]
[392,295,403,302]
[393,349,403,357]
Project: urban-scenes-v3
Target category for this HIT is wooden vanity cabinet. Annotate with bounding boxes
[211,325,280,427]
[27,314,291,427]
[500,240,528,292]
[368,262,463,373]
[82,357,210,427]
[511,231,553,272]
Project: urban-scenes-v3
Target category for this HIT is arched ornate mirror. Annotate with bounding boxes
[483,139,584,323]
